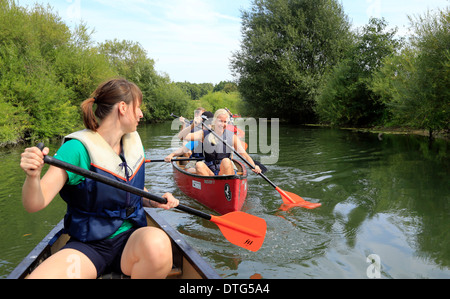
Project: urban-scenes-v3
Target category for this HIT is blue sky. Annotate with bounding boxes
[17,0,449,84]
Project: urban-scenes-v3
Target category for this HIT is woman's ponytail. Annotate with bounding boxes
[81,97,99,131]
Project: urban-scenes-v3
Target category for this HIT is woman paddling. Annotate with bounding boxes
[20,78,179,279]
[179,109,262,176]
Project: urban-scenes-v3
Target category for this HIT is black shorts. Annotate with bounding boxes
[62,228,137,277]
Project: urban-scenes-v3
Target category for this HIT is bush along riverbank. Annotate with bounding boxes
[306,124,450,141]
[231,1,449,138]
[0,1,246,148]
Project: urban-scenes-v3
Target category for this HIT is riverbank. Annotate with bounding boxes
[306,124,450,141]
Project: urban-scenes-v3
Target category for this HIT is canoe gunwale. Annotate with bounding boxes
[171,159,248,181]
[6,220,65,279]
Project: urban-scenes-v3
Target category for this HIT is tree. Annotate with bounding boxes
[316,18,401,126]
[98,39,178,122]
[0,0,83,142]
[408,9,450,136]
[175,82,213,100]
[213,81,238,93]
[231,0,352,122]
[371,8,449,137]
[98,39,159,91]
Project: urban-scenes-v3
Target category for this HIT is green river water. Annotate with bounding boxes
[1,121,449,278]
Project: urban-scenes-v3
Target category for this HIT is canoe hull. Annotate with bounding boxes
[172,160,248,215]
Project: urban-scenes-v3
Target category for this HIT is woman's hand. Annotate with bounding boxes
[164,154,175,163]
[193,116,202,126]
[252,165,262,175]
[20,146,49,177]
[153,193,180,210]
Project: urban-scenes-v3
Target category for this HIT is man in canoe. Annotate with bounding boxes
[177,107,206,133]
[179,108,262,176]
[165,111,214,173]
[20,78,179,279]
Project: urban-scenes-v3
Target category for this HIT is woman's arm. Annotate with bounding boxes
[20,146,68,213]
[164,146,191,162]
[233,135,262,174]
[177,116,203,141]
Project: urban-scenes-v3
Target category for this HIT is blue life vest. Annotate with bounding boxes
[59,129,147,242]
[187,141,204,159]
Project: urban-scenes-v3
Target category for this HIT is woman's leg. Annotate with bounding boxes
[195,161,214,176]
[27,248,97,279]
[219,158,234,175]
[120,227,173,279]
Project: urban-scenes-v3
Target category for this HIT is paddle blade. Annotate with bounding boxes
[275,187,321,209]
[210,212,266,252]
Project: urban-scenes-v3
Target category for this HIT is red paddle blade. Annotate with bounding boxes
[276,187,322,209]
[210,212,266,252]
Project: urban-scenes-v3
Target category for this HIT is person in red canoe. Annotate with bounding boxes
[178,108,261,176]
[165,111,214,174]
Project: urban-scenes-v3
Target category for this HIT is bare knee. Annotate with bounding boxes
[222,158,232,167]
[219,158,234,175]
[121,227,173,278]
[196,162,213,176]
[141,229,172,260]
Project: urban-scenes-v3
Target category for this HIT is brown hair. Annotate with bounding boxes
[81,78,143,131]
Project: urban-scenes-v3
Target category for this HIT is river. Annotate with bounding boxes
[1,121,449,278]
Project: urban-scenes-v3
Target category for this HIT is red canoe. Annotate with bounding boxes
[172,160,248,215]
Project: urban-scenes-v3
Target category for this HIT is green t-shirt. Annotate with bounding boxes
[54,139,134,239]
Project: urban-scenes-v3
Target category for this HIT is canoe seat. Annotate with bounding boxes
[98,265,183,279]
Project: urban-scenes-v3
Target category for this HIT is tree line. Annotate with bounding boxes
[231,0,449,138]
[2,0,447,146]
[0,0,241,146]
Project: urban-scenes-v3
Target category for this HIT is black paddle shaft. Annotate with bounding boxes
[36,143,212,221]
[147,157,204,163]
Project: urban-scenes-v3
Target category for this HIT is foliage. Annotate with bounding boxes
[191,91,243,115]
[175,82,214,100]
[213,81,238,93]
[0,0,95,144]
[0,97,28,146]
[316,18,401,126]
[370,8,449,136]
[0,0,195,145]
[149,77,191,120]
[231,0,352,123]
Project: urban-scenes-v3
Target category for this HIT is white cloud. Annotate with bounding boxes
[342,0,449,36]
[84,0,244,83]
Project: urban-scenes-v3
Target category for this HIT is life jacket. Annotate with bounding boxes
[202,129,233,165]
[59,129,147,242]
